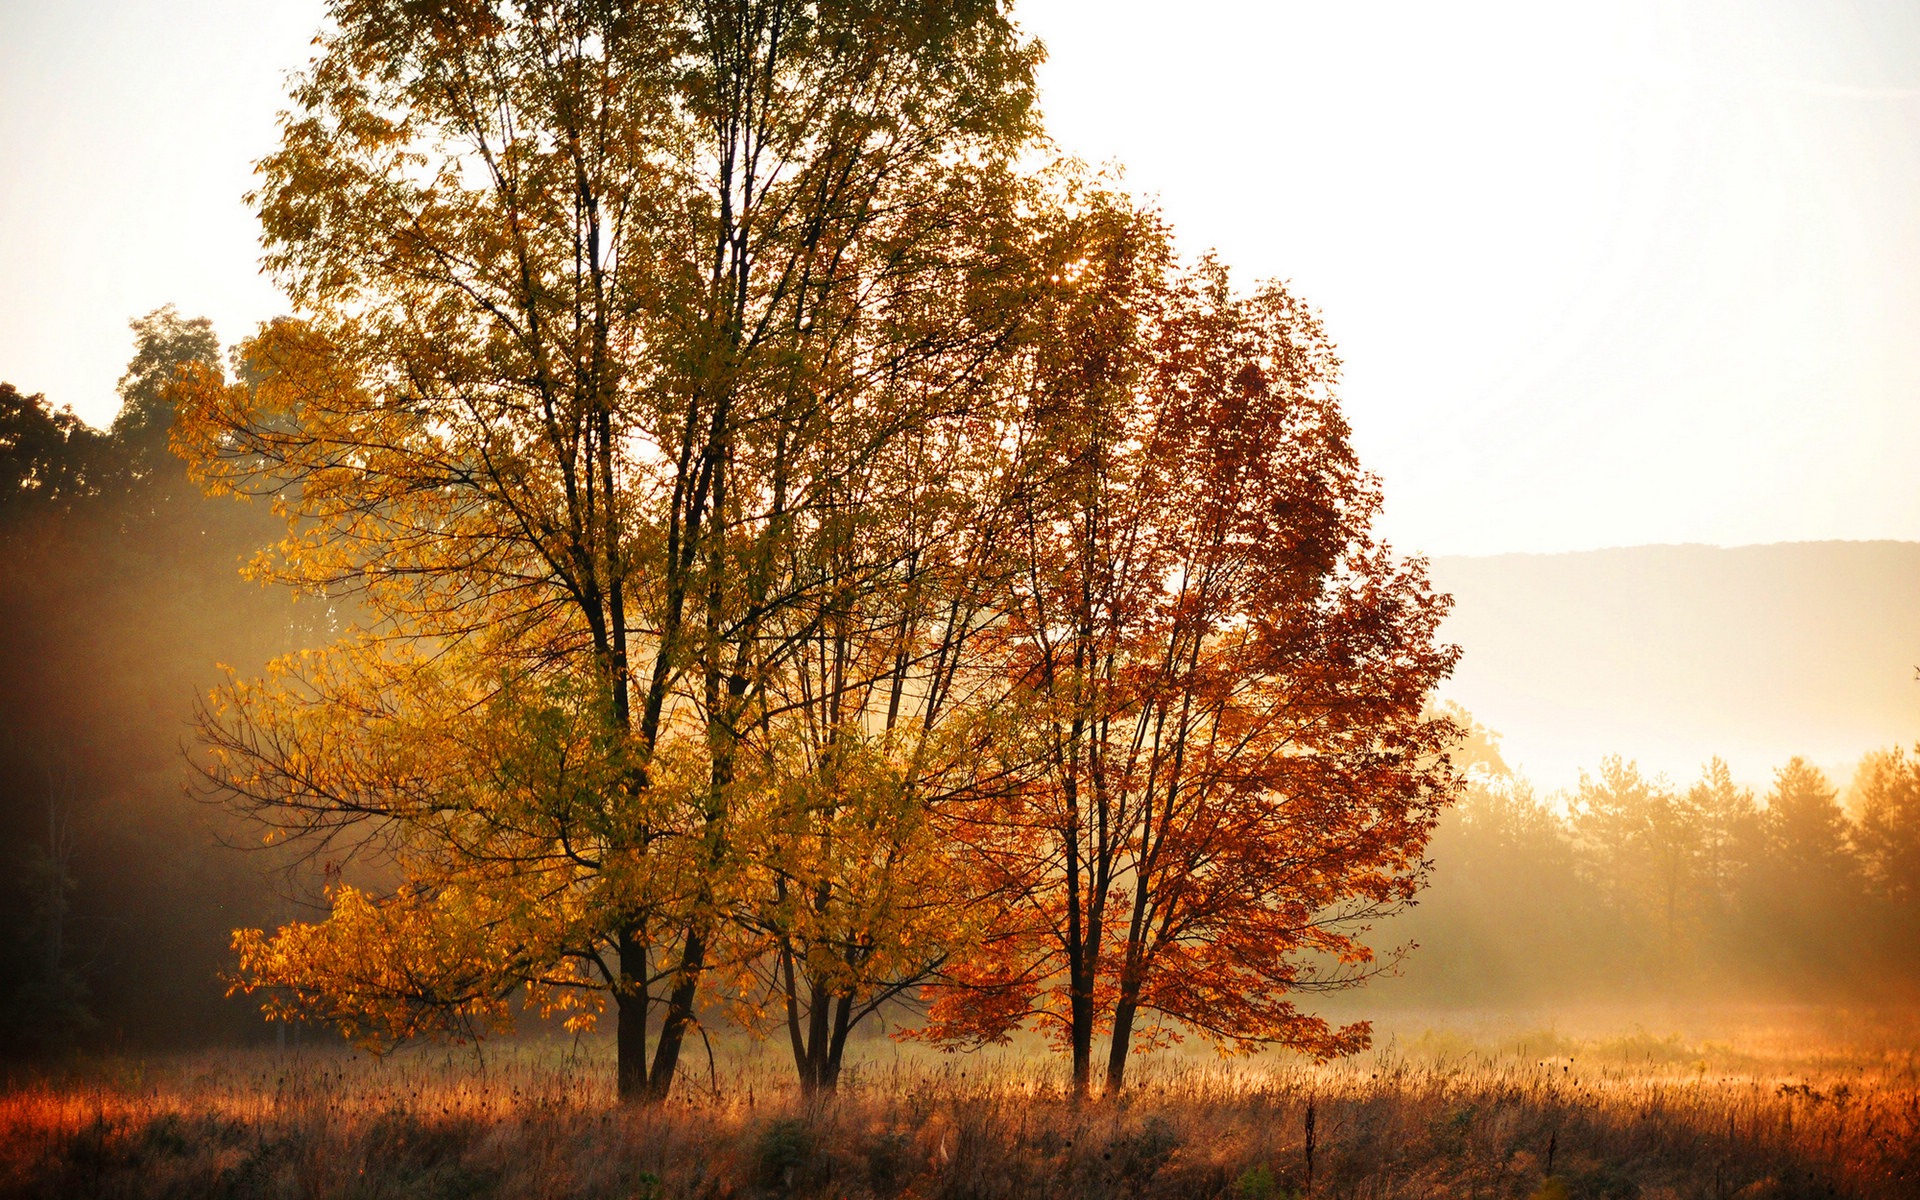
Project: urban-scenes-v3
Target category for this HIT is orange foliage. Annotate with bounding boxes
[918,232,1459,1094]
[168,2,1455,1103]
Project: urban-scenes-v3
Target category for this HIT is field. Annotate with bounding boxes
[2,1011,1916,1200]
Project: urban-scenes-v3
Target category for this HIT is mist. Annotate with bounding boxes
[5,313,1917,1064]
[1350,723,1920,1021]
[0,310,323,1057]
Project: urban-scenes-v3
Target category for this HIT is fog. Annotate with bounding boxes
[0,311,319,1057]
[2,314,1917,1064]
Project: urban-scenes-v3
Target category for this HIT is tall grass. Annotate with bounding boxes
[3,1021,1915,1198]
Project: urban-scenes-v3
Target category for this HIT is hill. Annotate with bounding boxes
[1428,540,1920,793]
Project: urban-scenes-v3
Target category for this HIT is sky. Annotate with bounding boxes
[3,0,1919,559]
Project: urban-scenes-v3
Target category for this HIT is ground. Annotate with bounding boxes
[2,1008,1914,1199]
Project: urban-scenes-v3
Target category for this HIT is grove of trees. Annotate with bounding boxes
[6,317,1919,1093]
[1386,713,1920,1006]
[157,0,1459,1105]
[9,0,1913,1111]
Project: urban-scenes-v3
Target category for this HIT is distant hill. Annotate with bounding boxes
[1427,541,1920,795]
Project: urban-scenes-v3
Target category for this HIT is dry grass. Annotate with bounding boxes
[2,1018,1916,1199]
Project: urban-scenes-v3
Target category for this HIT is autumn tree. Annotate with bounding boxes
[176,0,1042,1102]
[707,324,1043,1092]
[921,219,1459,1097]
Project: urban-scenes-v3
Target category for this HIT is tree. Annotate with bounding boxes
[920,241,1459,1097]
[0,384,111,514]
[1684,757,1760,938]
[1428,700,1509,781]
[1743,756,1862,986]
[176,0,1042,1102]
[113,307,221,492]
[1853,745,1920,903]
[1762,758,1854,882]
[1568,758,1705,975]
[713,388,1034,1094]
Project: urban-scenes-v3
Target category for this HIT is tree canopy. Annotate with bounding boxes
[173,0,1461,1102]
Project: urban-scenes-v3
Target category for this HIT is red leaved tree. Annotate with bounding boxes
[924,243,1460,1096]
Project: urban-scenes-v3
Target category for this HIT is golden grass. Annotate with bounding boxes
[2,1017,1915,1199]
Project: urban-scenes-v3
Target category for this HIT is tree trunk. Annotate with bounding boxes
[1069,962,1094,1099]
[1063,773,1094,1100]
[801,975,832,1095]
[647,928,706,1100]
[785,964,861,1095]
[782,944,810,1088]
[1069,1011,1093,1096]
[1108,860,1157,1096]
[616,926,649,1104]
[822,992,855,1092]
[1077,900,1107,1100]
[1105,997,1138,1094]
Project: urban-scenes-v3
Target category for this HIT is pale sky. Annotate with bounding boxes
[3,0,1918,558]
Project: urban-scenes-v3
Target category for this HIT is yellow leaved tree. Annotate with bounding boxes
[175,0,1044,1102]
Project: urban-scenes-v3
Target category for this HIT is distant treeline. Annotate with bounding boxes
[0,311,317,1060]
[1377,715,1920,1005]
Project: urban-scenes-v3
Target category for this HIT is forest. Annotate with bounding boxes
[2,1,1918,1198]
[1384,724,1920,1007]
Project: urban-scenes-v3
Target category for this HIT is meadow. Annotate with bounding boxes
[2,1010,1914,1200]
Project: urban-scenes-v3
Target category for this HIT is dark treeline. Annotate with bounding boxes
[1377,707,1920,1006]
[0,310,318,1060]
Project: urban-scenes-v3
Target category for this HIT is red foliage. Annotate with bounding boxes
[918,243,1460,1094]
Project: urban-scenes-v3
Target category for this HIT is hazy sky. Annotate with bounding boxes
[3,0,1918,557]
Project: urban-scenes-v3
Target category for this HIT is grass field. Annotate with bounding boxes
[2,1011,1915,1199]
